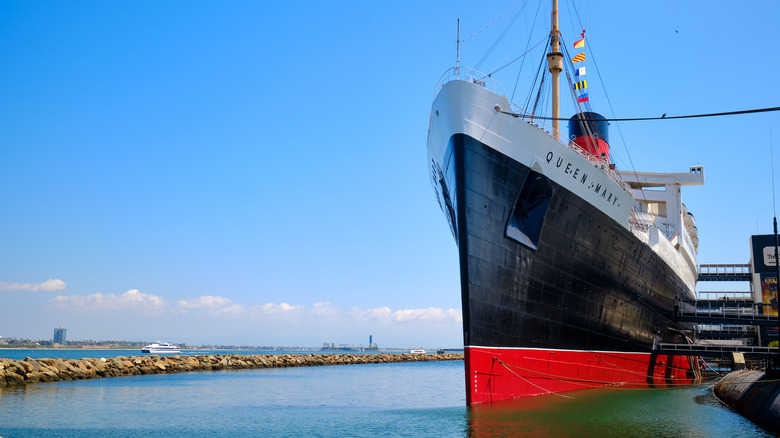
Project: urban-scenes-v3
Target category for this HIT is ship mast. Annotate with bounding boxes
[546,0,563,140]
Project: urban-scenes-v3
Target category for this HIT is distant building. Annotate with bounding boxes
[53,326,66,344]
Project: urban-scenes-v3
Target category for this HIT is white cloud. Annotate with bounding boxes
[308,301,340,318]
[189,301,460,326]
[51,288,462,330]
[446,309,463,322]
[41,293,462,345]
[177,295,233,309]
[173,295,246,316]
[219,304,245,315]
[53,289,165,313]
[258,302,300,314]
[350,306,462,323]
[0,279,66,292]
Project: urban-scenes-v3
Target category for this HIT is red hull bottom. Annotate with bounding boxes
[465,346,701,405]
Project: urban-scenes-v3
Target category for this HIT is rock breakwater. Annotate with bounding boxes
[0,353,463,387]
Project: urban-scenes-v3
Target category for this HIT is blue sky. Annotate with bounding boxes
[0,1,778,348]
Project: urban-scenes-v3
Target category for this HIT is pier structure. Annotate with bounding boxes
[683,264,770,343]
[663,253,780,367]
[697,263,752,281]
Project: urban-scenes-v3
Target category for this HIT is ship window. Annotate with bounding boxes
[506,171,552,250]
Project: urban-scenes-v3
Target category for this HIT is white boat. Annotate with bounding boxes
[141,342,181,354]
[410,348,426,354]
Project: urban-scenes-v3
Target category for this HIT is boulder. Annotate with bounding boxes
[18,361,36,373]
[26,370,57,383]
[4,371,24,385]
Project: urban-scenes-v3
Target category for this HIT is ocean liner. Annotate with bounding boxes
[428,2,704,405]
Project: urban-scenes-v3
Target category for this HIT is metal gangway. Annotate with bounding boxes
[677,300,779,326]
[658,265,778,360]
[697,264,752,281]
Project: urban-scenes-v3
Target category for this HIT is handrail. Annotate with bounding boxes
[433,67,566,146]
[697,291,753,299]
[698,264,752,275]
[433,67,505,101]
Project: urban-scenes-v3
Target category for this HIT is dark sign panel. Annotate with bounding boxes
[751,234,780,273]
[752,234,780,316]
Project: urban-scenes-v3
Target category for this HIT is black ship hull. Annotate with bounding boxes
[440,133,699,404]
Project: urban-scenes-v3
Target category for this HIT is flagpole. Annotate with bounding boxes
[547,0,563,140]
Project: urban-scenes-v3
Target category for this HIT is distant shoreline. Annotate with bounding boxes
[0,346,435,352]
[0,347,147,350]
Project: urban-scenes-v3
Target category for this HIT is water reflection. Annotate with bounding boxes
[0,362,772,437]
[466,384,772,438]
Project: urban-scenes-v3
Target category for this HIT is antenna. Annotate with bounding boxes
[772,126,777,218]
[771,126,780,371]
[456,19,460,79]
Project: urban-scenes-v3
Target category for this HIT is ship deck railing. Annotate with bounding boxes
[627,215,677,240]
[567,141,634,194]
[655,342,778,357]
[434,67,506,102]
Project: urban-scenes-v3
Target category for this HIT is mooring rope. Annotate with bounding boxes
[597,356,696,382]
[495,358,574,398]
[495,356,705,390]
[510,358,628,386]
[700,358,725,377]
[519,353,698,383]
[716,374,780,385]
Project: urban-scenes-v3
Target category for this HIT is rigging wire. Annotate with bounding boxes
[510,0,545,102]
[561,0,640,184]
[496,106,780,122]
[487,36,548,77]
[566,15,654,209]
[488,0,539,71]
[566,0,586,43]
[524,40,551,117]
[458,1,521,46]
[474,1,530,72]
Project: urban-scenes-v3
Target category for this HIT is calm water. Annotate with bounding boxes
[0,358,771,437]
